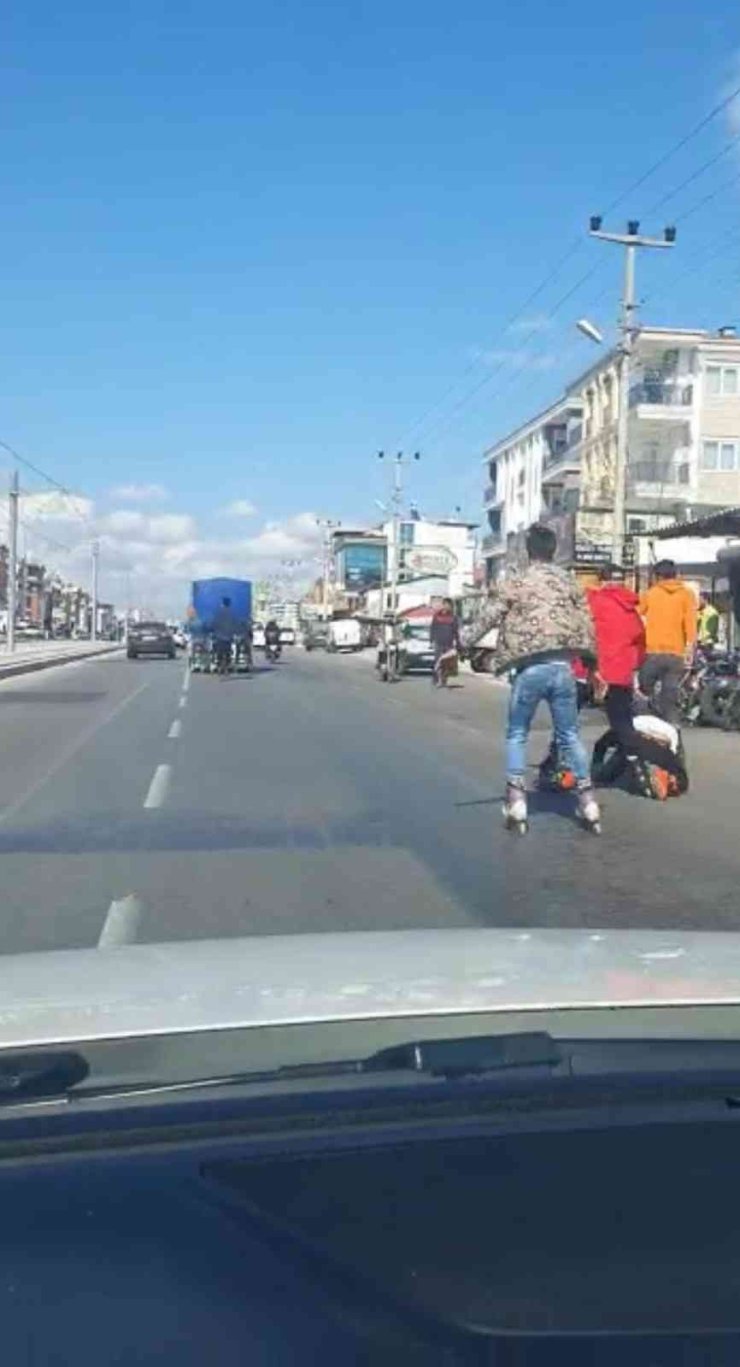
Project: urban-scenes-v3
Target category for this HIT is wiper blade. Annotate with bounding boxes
[0,1051,89,1102]
[0,1033,561,1109]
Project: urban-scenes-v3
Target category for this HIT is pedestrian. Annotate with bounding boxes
[485,522,600,833]
[430,598,460,687]
[697,592,720,649]
[589,564,686,800]
[639,560,697,724]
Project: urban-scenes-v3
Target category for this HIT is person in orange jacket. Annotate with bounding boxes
[638,559,696,724]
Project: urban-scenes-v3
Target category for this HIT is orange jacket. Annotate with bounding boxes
[639,580,697,657]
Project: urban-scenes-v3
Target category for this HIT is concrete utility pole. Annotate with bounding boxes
[376,451,420,681]
[588,217,676,565]
[7,471,18,653]
[378,451,420,620]
[91,540,100,642]
[315,519,340,620]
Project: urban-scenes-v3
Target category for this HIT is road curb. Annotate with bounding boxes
[0,644,123,682]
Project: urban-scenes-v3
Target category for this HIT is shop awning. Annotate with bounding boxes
[653,508,740,540]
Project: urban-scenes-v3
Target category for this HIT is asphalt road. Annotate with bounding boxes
[0,646,738,954]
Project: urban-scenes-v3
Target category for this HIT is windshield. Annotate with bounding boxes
[1,5,740,1058]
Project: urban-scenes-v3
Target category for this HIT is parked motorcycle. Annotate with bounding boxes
[678,648,740,730]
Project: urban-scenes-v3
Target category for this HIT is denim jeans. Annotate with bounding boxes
[506,660,590,784]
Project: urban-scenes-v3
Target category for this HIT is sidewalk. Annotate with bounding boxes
[0,640,122,682]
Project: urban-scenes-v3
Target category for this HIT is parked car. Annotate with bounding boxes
[253,623,266,649]
[279,626,296,646]
[127,622,176,660]
[304,625,329,651]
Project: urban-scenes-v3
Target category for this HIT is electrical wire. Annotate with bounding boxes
[392,80,740,454]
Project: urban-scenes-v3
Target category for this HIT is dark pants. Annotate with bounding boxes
[639,653,685,725]
[593,684,685,780]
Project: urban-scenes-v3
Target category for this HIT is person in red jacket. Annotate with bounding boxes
[590,565,686,797]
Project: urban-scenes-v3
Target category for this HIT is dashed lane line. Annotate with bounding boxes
[98,894,143,948]
[179,694,187,708]
[168,718,182,739]
[143,763,171,810]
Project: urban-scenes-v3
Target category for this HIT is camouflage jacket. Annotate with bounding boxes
[481,562,596,675]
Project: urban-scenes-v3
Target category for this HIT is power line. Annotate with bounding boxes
[643,130,740,215]
[394,81,740,454]
[675,165,740,223]
[600,77,740,216]
[0,438,95,531]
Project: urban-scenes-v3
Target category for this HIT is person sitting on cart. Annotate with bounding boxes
[212,597,237,672]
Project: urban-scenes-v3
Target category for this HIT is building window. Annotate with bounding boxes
[706,365,739,396]
[702,439,740,471]
[399,522,415,546]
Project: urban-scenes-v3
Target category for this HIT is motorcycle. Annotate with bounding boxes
[265,640,282,662]
[678,648,740,730]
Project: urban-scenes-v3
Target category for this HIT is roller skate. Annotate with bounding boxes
[503,779,528,835]
[576,782,601,834]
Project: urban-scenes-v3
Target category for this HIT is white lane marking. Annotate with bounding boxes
[182,669,190,693]
[168,718,182,739]
[179,694,187,708]
[143,763,171,809]
[0,678,151,827]
[98,894,143,948]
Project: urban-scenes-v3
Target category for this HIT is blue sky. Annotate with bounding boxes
[2,1,740,605]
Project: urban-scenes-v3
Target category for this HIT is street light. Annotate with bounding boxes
[576,318,604,346]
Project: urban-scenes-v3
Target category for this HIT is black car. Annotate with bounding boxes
[127,621,176,660]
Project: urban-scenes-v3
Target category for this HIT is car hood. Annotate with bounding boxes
[2,928,740,1050]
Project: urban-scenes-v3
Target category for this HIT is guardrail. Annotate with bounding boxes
[629,382,693,408]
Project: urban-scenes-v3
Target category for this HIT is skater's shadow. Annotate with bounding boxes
[454,788,587,826]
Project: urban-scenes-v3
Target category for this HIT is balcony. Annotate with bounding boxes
[627,460,691,502]
[481,531,504,556]
[483,482,502,507]
[629,382,693,416]
[542,432,582,484]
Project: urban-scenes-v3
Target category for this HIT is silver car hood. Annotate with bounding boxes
[2,927,740,1049]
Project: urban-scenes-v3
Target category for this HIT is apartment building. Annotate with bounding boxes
[566,326,740,555]
[482,326,740,580]
[482,396,583,581]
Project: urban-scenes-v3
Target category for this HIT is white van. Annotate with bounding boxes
[327,619,363,652]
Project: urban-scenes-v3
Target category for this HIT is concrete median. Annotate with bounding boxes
[0,641,123,682]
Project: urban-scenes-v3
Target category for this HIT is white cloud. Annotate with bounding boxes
[21,490,94,524]
[108,482,168,504]
[478,348,557,373]
[223,499,257,517]
[7,494,320,616]
[509,314,554,336]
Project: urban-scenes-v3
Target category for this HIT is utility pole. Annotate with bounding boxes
[7,471,18,653]
[315,519,340,620]
[377,451,420,679]
[91,540,100,643]
[588,217,676,565]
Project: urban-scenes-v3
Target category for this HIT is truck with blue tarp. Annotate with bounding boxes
[188,578,253,673]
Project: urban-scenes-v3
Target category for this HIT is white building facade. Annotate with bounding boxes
[482,396,582,581]
[482,326,740,580]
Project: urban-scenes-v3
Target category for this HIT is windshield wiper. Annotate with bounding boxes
[0,1051,89,1102]
[0,1032,562,1109]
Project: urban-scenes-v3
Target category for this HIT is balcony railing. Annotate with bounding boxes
[483,483,500,504]
[629,382,693,408]
[481,531,503,554]
[628,461,690,487]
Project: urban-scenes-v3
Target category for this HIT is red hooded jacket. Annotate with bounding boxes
[587,583,646,687]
